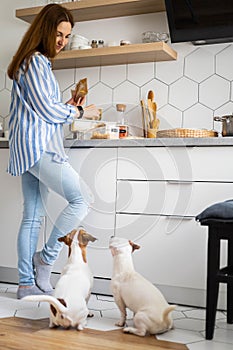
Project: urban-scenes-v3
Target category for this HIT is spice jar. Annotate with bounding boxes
[91,40,98,48]
[98,40,104,48]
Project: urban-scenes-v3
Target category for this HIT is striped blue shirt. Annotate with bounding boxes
[7,52,76,176]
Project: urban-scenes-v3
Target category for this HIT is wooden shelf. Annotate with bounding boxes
[16,0,177,70]
[16,0,165,23]
[52,42,177,69]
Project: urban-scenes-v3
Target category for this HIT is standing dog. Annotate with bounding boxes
[23,228,97,330]
[109,236,176,336]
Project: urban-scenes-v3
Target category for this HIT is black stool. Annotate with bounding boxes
[196,201,233,340]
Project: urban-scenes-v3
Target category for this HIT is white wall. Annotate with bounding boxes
[1,0,233,136]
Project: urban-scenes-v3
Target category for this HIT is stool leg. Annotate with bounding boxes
[206,228,220,340]
[227,237,233,324]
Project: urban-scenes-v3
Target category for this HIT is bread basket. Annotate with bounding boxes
[156,128,218,138]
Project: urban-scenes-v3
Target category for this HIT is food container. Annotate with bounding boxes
[105,123,119,139]
[70,120,119,140]
[90,128,109,139]
[118,125,128,138]
[70,120,102,139]
[214,115,233,136]
[142,31,169,43]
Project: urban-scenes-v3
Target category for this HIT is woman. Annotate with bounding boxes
[7,4,99,299]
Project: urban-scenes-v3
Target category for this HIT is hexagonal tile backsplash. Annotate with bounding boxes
[1,42,233,136]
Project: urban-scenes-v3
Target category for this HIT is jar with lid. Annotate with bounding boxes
[116,104,128,138]
[98,40,104,48]
[91,40,98,48]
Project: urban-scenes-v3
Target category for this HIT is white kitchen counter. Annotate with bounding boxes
[64,136,233,148]
[2,136,233,149]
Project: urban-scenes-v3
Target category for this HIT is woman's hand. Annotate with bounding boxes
[66,96,86,106]
[66,96,99,119]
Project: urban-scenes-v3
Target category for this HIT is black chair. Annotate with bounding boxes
[196,201,233,340]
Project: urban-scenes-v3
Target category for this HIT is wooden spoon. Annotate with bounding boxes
[147,90,154,101]
[152,101,157,121]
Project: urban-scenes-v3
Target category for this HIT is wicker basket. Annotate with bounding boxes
[156,128,218,138]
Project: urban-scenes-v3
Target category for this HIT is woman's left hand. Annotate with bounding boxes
[66,96,86,106]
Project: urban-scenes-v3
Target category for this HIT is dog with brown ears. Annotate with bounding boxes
[23,228,97,330]
[109,236,176,336]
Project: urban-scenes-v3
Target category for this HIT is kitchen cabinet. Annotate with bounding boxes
[0,150,21,269]
[0,150,45,277]
[15,0,177,69]
[0,147,116,288]
[115,146,232,307]
[1,143,231,307]
[46,148,117,279]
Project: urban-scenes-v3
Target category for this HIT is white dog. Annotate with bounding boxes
[109,236,176,336]
[23,228,97,330]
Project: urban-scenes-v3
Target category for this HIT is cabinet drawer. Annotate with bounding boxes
[118,147,191,180]
[115,214,208,289]
[118,146,233,181]
[116,180,233,216]
[189,147,233,181]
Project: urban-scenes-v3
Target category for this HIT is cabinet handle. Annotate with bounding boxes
[165,215,194,220]
[166,180,193,184]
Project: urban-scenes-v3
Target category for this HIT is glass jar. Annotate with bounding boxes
[91,40,98,48]
[98,40,104,48]
[116,104,128,138]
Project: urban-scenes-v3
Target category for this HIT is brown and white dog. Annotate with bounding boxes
[109,236,176,336]
[23,228,97,330]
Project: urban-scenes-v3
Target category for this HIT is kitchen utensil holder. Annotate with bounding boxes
[147,128,157,138]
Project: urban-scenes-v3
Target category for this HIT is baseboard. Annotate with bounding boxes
[51,273,113,296]
[0,267,227,310]
[0,266,18,284]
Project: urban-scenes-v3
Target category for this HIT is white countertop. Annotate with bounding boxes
[64,136,233,148]
[2,136,233,149]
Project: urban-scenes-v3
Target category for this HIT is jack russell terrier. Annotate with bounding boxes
[109,236,176,336]
[23,228,97,330]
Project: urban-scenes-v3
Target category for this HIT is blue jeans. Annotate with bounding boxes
[17,152,91,286]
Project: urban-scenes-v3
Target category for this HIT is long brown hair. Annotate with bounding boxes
[8,4,74,80]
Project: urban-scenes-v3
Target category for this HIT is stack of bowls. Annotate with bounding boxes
[70,34,91,50]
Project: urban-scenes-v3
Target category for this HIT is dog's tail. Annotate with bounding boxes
[22,295,67,314]
[162,305,176,329]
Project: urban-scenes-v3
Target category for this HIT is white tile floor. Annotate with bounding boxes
[1,283,233,349]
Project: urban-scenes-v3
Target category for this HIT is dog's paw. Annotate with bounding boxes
[115,320,126,327]
[49,322,58,329]
[123,327,146,336]
[123,326,131,333]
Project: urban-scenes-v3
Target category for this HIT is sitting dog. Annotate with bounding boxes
[109,236,176,336]
[23,228,97,330]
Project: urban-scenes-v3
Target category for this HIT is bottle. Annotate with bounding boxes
[98,40,104,48]
[116,104,128,138]
[0,122,3,137]
[91,40,98,48]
